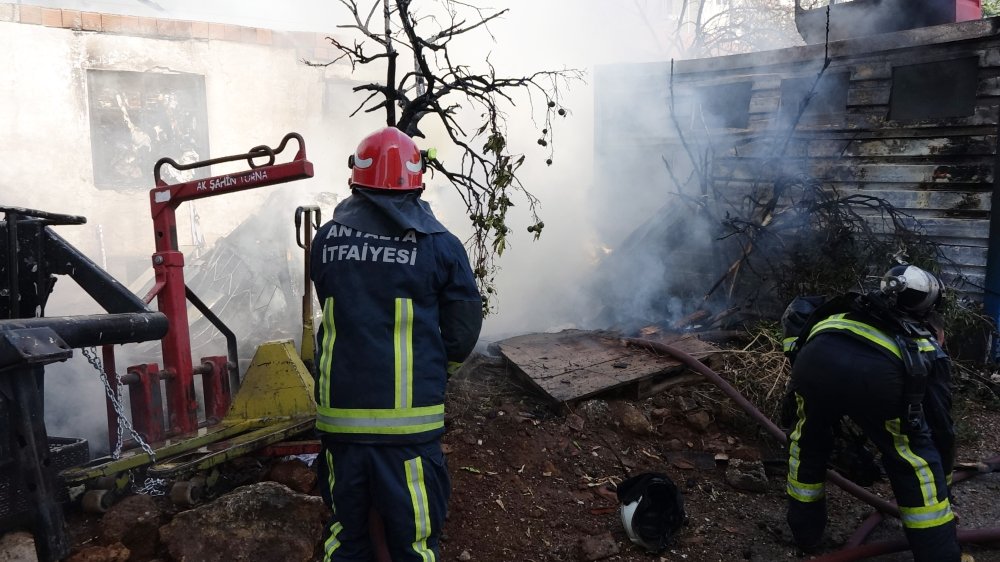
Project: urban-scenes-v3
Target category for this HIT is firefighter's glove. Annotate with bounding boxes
[447,361,464,378]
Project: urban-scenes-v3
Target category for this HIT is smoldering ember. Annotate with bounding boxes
[2,1,1000,562]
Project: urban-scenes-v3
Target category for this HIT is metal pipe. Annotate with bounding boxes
[43,229,150,314]
[0,312,168,348]
[295,205,320,370]
[0,206,86,225]
[625,338,900,515]
[185,286,239,394]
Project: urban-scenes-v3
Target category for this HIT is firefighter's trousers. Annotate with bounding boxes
[318,437,450,562]
[786,333,959,562]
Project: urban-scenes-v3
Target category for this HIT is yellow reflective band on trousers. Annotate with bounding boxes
[323,451,341,561]
[405,457,435,562]
[395,298,415,409]
[808,314,936,359]
[899,497,955,529]
[319,297,336,408]
[885,417,952,529]
[323,521,343,562]
[787,392,825,502]
[325,449,337,515]
[787,477,825,503]
[316,404,445,435]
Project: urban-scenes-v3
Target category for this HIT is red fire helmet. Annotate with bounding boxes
[348,127,424,190]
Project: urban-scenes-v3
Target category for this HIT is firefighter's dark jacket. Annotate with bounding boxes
[797,308,956,476]
[310,188,483,444]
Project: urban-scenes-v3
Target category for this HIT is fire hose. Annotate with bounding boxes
[625,338,1000,559]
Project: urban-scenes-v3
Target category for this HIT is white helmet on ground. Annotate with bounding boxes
[617,472,686,553]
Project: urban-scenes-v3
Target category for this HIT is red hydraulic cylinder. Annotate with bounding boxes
[124,363,164,444]
[150,249,198,434]
[198,355,230,423]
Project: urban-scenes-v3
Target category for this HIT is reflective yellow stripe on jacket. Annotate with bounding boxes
[316,404,445,435]
[318,297,336,408]
[395,298,415,408]
[807,314,935,359]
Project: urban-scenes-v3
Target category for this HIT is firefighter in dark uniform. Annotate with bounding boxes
[784,265,960,562]
[311,127,483,561]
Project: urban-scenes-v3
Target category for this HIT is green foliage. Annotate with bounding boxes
[467,130,528,314]
[984,0,1000,17]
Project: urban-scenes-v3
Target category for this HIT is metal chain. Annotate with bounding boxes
[133,476,168,496]
[81,347,157,462]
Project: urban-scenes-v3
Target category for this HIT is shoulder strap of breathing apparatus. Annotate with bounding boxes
[849,291,937,432]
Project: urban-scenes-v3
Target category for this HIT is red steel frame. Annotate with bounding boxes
[140,133,314,436]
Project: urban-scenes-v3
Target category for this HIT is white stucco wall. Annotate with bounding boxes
[0,20,354,287]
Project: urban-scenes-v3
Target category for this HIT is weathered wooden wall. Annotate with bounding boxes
[596,17,1000,300]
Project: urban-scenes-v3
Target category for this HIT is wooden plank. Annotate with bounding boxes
[856,215,991,239]
[672,19,1000,76]
[720,136,997,159]
[834,188,990,213]
[817,136,996,158]
[713,158,994,184]
[748,94,780,114]
[851,63,893,81]
[938,244,989,267]
[495,330,717,404]
[712,182,991,214]
[848,87,891,107]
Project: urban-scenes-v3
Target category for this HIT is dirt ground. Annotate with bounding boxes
[52,338,1000,562]
[437,350,1000,562]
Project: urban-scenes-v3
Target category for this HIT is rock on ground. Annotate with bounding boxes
[159,481,330,562]
[0,531,37,562]
[99,494,162,559]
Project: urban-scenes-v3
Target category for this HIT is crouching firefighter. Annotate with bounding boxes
[781,264,959,562]
[311,127,483,561]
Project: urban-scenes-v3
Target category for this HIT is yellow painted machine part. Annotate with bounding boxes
[60,420,262,482]
[61,340,317,484]
[225,339,317,421]
[147,418,315,478]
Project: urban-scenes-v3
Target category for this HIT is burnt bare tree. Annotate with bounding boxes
[309,0,583,313]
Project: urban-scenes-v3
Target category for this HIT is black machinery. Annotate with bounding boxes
[0,206,169,561]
